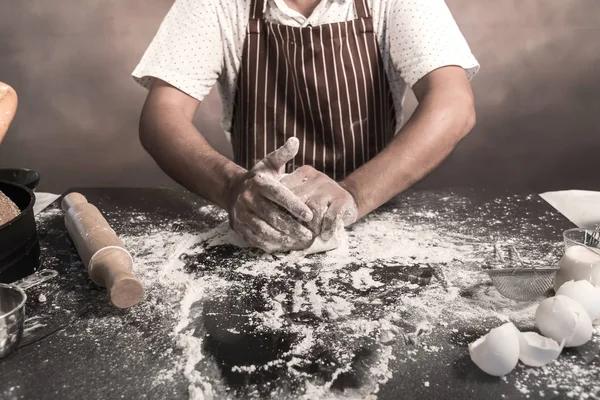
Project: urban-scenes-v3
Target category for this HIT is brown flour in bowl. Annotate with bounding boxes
[0,190,20,226]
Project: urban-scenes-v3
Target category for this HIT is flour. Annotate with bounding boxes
[124,204,505,398]
[143,201,564,398]
[512,330,600,399]
[351,268,384,291]
[34,191,596,399]
[34,206,62,224]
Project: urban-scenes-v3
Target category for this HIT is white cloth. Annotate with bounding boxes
[132,0,479,140]
[34,192,60,215]
[540,190,600,229]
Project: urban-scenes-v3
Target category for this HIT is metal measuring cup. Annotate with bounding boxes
[0,283,26,358]
[0,269,58,358]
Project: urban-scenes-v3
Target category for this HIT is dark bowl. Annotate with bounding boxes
[0,168,40,191]
[0,181,39,283]
[0,235,40,283]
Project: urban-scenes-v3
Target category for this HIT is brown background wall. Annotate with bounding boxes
[0,0,599,193]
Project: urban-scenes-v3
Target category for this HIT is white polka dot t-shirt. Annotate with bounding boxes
[132,0,480,137]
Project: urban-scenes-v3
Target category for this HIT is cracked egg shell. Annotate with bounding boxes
[468,322,520,376]
[556,280,600,323]
[518,332,564,367]
[535,295,593,347]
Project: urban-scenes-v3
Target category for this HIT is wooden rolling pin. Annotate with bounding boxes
[62,192,144,308]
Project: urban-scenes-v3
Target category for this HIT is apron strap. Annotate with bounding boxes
[354,0,371,19]
[250,0,266,20]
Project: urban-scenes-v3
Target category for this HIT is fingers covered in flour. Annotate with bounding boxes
[280,165,358,239]
[235,212,310,252]
[237,212,285,244]
[304,197,328,235]
[226,140,328,253]
[253,137,299,176]
[279,165,312,193]
[254,175,313,222]
[229,173,313,252]
[252,197,313,241]
[234,220,279,252]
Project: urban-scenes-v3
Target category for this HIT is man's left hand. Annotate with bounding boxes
[280,166,358,240]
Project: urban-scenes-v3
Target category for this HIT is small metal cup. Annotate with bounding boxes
[0,283,26,358]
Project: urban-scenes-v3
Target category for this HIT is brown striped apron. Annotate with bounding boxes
[231,0,396,180]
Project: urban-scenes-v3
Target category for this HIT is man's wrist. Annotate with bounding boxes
[220,161,247,212]
[338,178,364,220]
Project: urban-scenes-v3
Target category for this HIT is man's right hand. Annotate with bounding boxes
[226,137,314,252]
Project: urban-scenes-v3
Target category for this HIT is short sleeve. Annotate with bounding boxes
[387,0,480,87]
[132,0,224,102]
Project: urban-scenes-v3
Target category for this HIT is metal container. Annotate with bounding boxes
[0,283,26,358]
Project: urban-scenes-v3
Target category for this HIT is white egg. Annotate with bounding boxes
[518,332,564,367]
[468,322,520,376]
[556,280,600,322]
[535,295,593,347]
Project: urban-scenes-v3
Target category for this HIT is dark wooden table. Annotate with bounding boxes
[0,187,598,400]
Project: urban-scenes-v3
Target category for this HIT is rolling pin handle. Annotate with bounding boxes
[61,192,89,212]
[89,247,144,309]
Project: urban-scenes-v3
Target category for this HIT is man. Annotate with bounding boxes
[133,0,479,252]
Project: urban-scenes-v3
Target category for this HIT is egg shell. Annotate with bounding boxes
[518,332,564,367]
[535,295,593,347]
[468,322,520,376]
[556,280,600,322]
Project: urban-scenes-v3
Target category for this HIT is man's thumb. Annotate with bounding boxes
[264,137,299,172]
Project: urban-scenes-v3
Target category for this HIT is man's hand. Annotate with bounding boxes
[280,166,358,241]
[227,138,315,252]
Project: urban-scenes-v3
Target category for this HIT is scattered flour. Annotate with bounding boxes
[351,268,384,291]
[42,191,593,399]
[122,204,538,398]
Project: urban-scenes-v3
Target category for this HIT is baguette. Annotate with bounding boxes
[0,82,18,145]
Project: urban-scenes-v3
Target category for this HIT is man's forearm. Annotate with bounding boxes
[139,103,245,210]
[340,88,476,220]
